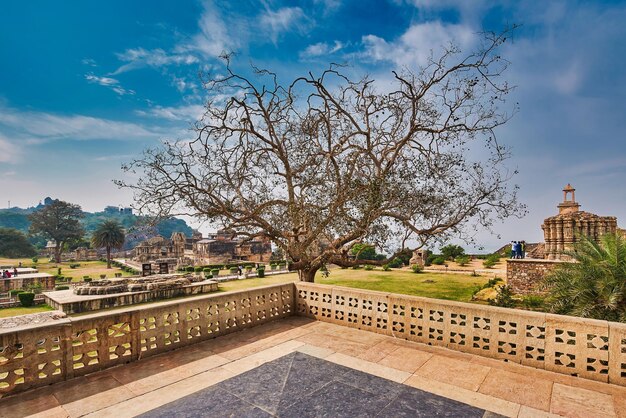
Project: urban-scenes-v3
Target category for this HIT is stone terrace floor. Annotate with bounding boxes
[2,317,625,418]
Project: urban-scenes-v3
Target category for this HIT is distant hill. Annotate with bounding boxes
[0,200,194,250]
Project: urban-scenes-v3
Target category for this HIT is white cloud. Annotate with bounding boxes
[170,75,197,93]
[313,0,342,13]
[300,40,344,59]
[85,74,135,96]
[260,7,309,44]
[112,48,199,75]
[187,2,238,57]
[0,105,160,143]
[136,104,206,122]
[361,21,475,67]
[0,134,19,163]
[81,58,97,67]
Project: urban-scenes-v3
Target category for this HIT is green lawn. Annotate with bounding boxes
[0,304,54,318]
[0,257,132,282]
[219,268,488,302]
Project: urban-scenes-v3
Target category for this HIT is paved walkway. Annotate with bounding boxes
[1,317,625,417]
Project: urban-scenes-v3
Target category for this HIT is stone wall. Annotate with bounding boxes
[294,282,626,387]
[0,283,293,396]
[2,282,626,398]
[506,259,564,295]
[45,281,220,314]
[0,275,55,293]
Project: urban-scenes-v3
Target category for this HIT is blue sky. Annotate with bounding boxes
[1,0,626,251]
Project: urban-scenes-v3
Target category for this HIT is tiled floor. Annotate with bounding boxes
[1,316,625,418]
[140,352,489,417]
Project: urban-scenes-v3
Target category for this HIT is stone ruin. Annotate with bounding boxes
[541,184,618,260]
[74,274,201,296]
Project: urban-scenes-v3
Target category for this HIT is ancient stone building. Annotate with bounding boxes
[133,230,272,265]
[193,230,272,265]
[133,233,187,263]
[541,184,617,260]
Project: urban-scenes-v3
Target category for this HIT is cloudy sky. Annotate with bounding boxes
[1,0,626,251]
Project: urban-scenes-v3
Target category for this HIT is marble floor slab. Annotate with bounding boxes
[140,352,493,418]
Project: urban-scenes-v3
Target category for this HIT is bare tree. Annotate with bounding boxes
[120,29,523,282]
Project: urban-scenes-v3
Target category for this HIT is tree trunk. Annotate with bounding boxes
[106,247,111,269]
[54,245,62,264]
[298,268,318,283]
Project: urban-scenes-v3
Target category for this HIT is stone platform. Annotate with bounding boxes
[44,279,219,314]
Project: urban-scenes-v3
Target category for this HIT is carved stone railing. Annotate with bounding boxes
[294,283,626,387]
[2,281,626,398]
[0,283,293,396]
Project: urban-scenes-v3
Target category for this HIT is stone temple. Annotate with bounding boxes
[541,184,618,260]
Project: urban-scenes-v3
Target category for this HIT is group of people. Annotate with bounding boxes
[2,268,18,278]
[510,241,526,259]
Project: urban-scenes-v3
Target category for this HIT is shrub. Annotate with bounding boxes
[27,283,43,294]
[482,259,496,269]
[352,265,362,270]
[18,292,35,307]
[69,263,80,269]
[482,277,503,289]
[99,274,106,279]
[203,267,212,273]
[9,289,24,297]
[32,257,38,263]
[411,264,423,273]
[522,295,544,310]
[57,267,62,275]
[84,277,92,283]
[382,264,391,271]
[440,244,465,260]
[279,263,287,269]
[31,264,37,269]
[230,267,239,274]
[114,272,122,278]
[55,285,69,291]
[186,266,194,273]
[431,257,446,265]
[488,285,516,308]
[455,255,471,266]
[388,257,404,268]
[257,267,265,278]
[211,269,220,276]
[364,265,374,271]
[245,266,253,272]
[83,275,90,279]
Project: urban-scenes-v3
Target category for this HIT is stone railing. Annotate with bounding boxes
[2,281,626,398]
[294,283,626,387]
[0,283,293,396]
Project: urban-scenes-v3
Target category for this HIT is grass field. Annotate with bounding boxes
[0,304,54,318]
[0,257,132,281]
[219,267,489,302]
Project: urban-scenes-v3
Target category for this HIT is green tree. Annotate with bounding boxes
[543,233,626,321]
[440,244,465,261]
[29,200,84,263]
[0,228,36,258]
[350,243,377,260]
[91,220,126,268]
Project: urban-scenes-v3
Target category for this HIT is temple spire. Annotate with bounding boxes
[558,184,580,214]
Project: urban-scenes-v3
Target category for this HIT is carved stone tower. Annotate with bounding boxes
[542,185,617,260]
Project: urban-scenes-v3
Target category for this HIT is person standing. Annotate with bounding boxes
[521,241,526,259]
[510,241,517,259]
